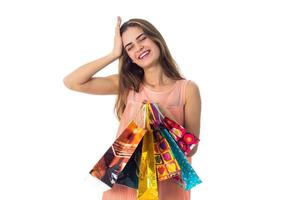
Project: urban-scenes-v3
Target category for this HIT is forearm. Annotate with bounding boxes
[63,52,119,86]
[187,144,198,157]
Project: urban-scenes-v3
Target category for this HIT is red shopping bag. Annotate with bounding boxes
[151,103,200,156]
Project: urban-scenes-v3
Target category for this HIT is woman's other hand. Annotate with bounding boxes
[111,16,123,58]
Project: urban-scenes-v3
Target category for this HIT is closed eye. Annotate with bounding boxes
[127,36,147,51]
[140,36,147,41]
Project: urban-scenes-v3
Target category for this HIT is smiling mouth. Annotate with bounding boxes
[138,50,150,60]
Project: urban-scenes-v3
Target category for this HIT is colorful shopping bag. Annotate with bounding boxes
[137,103,159,200]
[151,103,200,156]
[148,103,181,181]
[115,139,143,189]
[89,105,146,188]
[160,126,202,190]
[89,102,202,194]
[153,128,181,181]
[149,103,202,189]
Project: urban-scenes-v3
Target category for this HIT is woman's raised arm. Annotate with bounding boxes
[63,16,123,95]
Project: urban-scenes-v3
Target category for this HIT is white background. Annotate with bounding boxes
[0,0,299,199]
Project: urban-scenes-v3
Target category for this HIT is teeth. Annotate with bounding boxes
[139,50,150,59]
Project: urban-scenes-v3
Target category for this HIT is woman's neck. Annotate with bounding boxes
[142,64,173,89]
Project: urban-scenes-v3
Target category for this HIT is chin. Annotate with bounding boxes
[138,57,160,69]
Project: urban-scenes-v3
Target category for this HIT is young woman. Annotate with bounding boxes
[63,16,201,200]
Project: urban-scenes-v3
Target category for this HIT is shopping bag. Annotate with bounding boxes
[89,102,202,193]
[151,103,200,156]
[148,103,181,181]
[89,105,146,188]
[149,103,202,189]
[153,128,181,181]
[115,138,143,189]
[137,103,159,200]
[160,126,202,190]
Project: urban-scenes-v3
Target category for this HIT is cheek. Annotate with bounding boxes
[148,41,160,54]
[127,52,135,61]
[152,45,161,58]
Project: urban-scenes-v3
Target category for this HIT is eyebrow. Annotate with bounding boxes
[124,33,145,49]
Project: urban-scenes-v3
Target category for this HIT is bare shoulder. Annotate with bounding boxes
[185,80,201,103]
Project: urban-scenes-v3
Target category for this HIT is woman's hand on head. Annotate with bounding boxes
[111,16,123,58]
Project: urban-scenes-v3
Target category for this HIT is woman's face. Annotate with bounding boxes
[122,27,160,68]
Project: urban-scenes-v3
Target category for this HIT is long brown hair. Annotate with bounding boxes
[114,18,185,120]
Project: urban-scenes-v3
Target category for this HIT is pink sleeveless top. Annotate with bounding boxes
[102,79,192,200]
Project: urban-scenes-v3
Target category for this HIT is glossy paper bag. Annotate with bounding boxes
[115,139,143,189]
[151,103,200,156]
[148,104,182,181]
[137,103,159,200]
[89,120,146,188]
[160,127,202,190]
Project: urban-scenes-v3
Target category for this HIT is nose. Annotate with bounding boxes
[136,43,144,52]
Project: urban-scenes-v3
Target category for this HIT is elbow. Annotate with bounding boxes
[63,77,75,90]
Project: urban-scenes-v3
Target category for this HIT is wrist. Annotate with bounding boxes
[109,52,120,60]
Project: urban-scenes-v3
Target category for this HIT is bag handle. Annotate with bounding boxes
[150,103,165,125]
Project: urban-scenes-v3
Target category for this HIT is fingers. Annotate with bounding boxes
[117,16,121,26]
[115,16,121,30]
[115,16,121,37]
